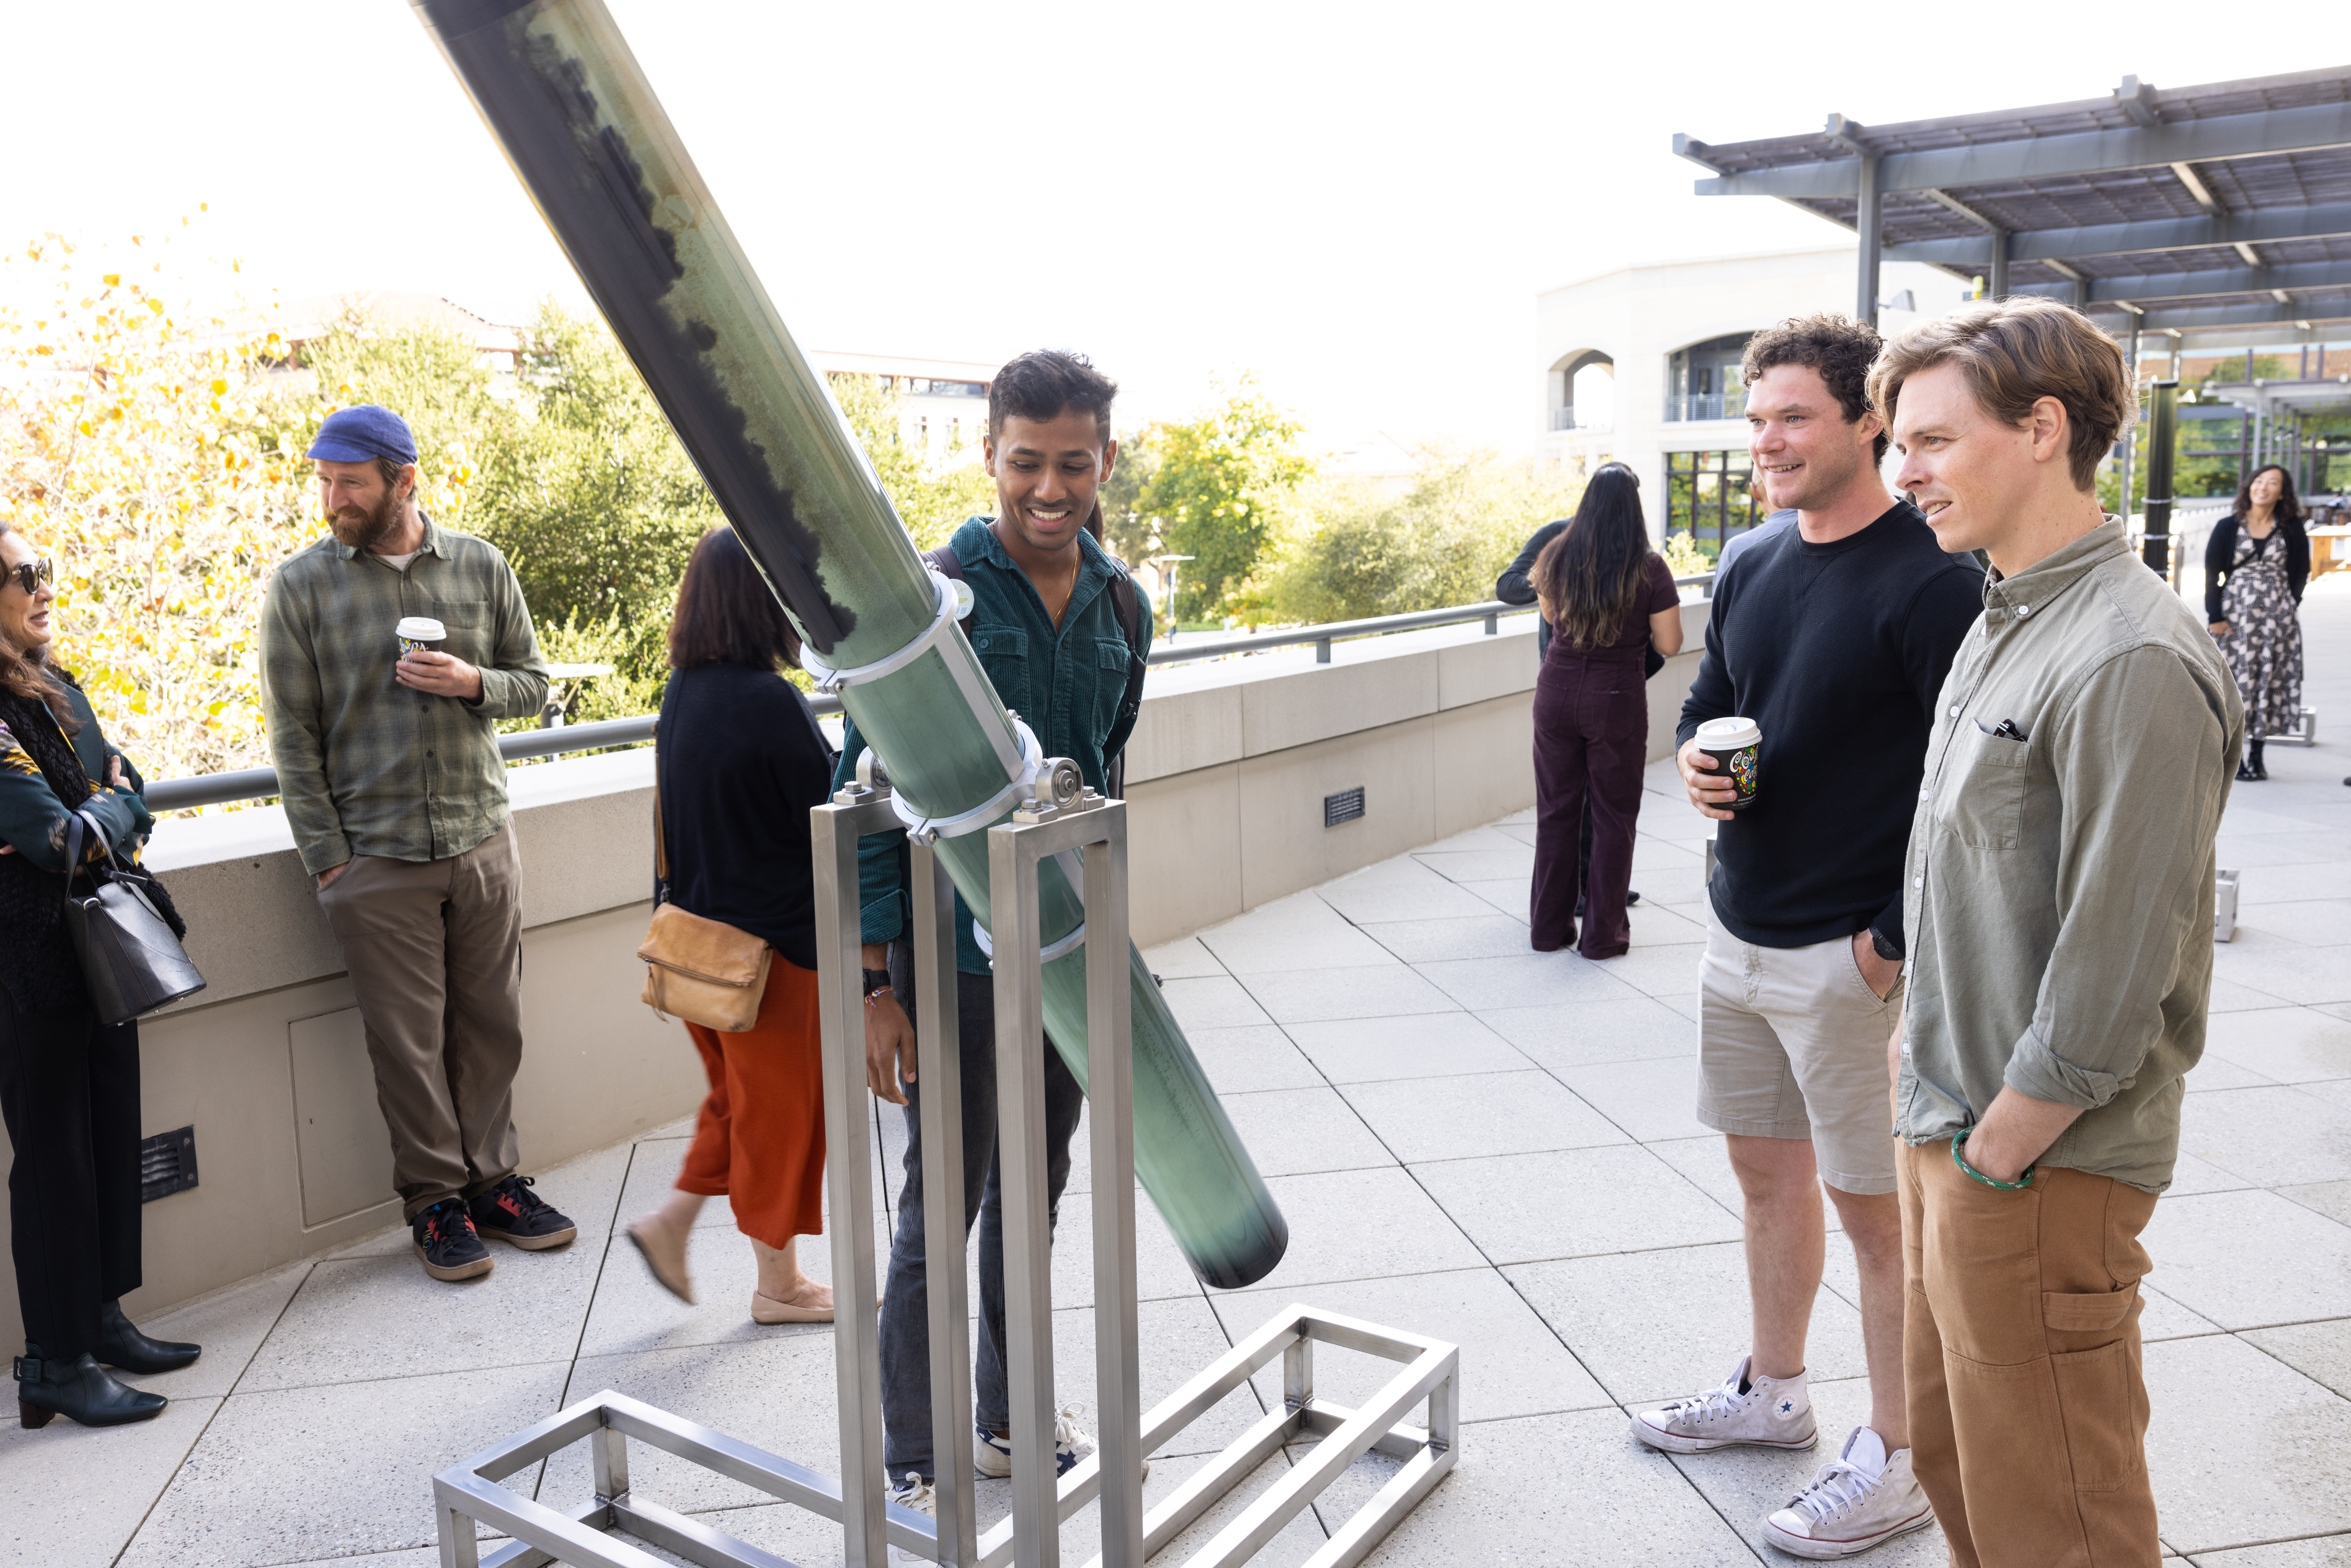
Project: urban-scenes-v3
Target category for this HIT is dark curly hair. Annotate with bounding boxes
[1741,314,1887,462]
[988,349,1118,447]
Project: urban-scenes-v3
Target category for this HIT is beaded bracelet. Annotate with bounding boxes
[1952,1131,2035,1191]
[862,985,893,1009]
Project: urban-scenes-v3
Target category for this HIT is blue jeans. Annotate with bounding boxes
[879,950,1085,1481]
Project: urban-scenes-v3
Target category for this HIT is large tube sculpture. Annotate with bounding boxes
[413,0,1286,1287]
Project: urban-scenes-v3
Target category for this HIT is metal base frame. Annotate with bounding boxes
[432,784,1459,1568]
[2263,706,2319,747]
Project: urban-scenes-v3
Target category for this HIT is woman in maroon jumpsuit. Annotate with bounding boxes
[1528,465,1683,957]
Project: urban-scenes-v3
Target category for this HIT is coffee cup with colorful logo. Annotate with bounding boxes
[1695,715,1763,811]
[395,616,447,658]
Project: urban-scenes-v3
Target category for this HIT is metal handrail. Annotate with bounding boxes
[141,579,1715,811]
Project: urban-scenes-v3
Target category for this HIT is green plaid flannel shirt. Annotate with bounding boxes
[260,517,549,875]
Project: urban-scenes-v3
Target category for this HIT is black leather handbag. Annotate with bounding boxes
[61,811,206,1026]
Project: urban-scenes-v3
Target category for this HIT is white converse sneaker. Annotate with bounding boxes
[886,1471,936,1567]
[1761,1425,1934,1559]
[972,1405,1150,1482]
[1630,1355,1818,1454]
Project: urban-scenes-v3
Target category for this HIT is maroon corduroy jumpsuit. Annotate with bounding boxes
[1529,554,1678,957]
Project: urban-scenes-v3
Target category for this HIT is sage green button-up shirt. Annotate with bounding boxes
[1896,519,2243,1193]
[259,518,549,875]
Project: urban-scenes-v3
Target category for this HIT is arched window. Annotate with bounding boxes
[1664,333,1755,422]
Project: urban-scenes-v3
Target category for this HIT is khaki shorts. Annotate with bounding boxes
[1695,901,1902,1195]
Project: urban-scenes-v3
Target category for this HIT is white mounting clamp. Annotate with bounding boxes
[798,567,972,694]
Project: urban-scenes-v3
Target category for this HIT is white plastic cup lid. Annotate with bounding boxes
[1696,716,1762,749]
[396,617,447,642]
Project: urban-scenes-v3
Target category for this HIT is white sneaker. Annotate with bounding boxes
[1762,1425,1934,1558]
[972,1405,1150,1482]
[886,1470,935,1567]
[1631,1355,1818,1454]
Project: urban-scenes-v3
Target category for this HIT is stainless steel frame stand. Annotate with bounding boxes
[432,775,1459,1568]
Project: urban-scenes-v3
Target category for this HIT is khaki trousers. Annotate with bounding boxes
[1899,1137,2161,1567]
[317,823,525,1221]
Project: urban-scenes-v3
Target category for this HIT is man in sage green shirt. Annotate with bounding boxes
[260,405,576,1284]
[1872,301,2242,1567]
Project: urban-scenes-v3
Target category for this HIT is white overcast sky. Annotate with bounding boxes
[2,1,2332,450]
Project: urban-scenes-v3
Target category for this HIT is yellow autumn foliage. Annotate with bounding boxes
[0,229,470,787]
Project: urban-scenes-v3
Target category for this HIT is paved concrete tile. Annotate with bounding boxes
[2215,831,2350,869]
[1591,944,1705,997]
[2139,1281,2228,1343]
[1413,1146,1740,1265]
[1421,826,1530,854]
[2243,1318,2351,1401]
[545,1336,843,1516]
[1553,1054,1713,1142]
[1663,1374,1949,1565]
[1631,838,1707,871]
[2189,1055,2286,1092]
[1508,1240,1866,1403]
[620,1135,744,1233]
[1210,1169,1485,1295]
[1413,953,1645,1010]
[2168,1148,2262,1197]
[2242,862,2351,905]
[1308,1406,1760,1567]
[2189,1537,2351,1566]
[122,1363,565,1567]
[1412,846,1535,882]
[1214,1267,1613,1424]
[1315,857,1499,924]
[1356,914,1536,962]
[1197,892,1403,974]
[1478,994,1694,1070]
[1186,1024,1326,1093]
[1046,1187,1216,1309]
[238,1233,602,1393]
[580,1207,888,1359]
[129,1260,309,1401]
[2205,1007,2351,1082]
[2146,1332,2351,1555]
[2239,899,2351,946]
[2213,945,2351,1006]
[2209,977,2297,1013]
[1655,991,1702,1021]
[1218,1086,1396,1177]
[2281,1180,2351,1226]
[1454,877,1531,921]
[1339,1070,1630,1162]
[1281,1012,1532,1084]
[1143,935,1225,980]
[1631,864,1709,909]
[1627,900,1707,945]
[1494,819,1539,846]
[266,1552,442,1568]
[1236,966,1461,1025]
[2181,1085,2351,1186]
[1162,975,1276,1030]
[2145,1189,2351,1329]
[0,1394,220,1568]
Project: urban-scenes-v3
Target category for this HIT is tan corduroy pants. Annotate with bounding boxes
[1900,1136,2162,1568]
[317,823,526,1220]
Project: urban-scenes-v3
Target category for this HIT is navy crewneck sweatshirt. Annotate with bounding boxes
[1677,500,1983,953]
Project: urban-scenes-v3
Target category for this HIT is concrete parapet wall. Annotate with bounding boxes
[0,600,1709,1337]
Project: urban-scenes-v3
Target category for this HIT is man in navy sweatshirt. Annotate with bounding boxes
[1629,315,1982,1561]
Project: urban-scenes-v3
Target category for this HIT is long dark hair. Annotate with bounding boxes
[2234,464,2306,527]
[0,518,77,733]
[1531,464,1654,650]
[667,527,803,671]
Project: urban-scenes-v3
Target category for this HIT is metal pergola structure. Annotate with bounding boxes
[1673,67,2351,514]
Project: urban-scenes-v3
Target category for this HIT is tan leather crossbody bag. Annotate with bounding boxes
[637,746,772,1032]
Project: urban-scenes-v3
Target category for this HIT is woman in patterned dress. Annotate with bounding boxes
[2205,464,2312,781]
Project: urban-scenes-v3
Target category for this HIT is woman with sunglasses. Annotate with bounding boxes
[0,521,199,1429]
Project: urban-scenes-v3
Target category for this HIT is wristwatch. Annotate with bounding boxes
[862,968,893,996]
[1870,930,1902,962]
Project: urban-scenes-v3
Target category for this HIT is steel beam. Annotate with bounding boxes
[1884,201,2351,268]
[1691,99,2351,200]
[2124,296,2351,332]
[2008,257,2351,307]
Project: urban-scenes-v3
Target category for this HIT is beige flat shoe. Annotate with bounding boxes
[751,1283,836,1325]
[625,1214,694,1305]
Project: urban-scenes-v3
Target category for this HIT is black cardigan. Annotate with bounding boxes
[653,663,836,973]
[2205,513,2311,622]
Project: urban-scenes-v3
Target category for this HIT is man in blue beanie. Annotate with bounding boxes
[260,404,576,1282]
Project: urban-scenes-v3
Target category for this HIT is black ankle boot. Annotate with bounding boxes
[13,1345,167,1428]
[2250,740,2268,781]
[98,1299,200,1374]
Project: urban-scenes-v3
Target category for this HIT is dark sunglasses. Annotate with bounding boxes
[6,557,53,597]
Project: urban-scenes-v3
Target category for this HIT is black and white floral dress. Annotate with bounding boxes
[2220,528,2304,739]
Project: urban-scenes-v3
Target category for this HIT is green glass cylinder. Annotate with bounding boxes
[414,0,1286,1287]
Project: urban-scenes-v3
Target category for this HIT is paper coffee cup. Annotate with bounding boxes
[395,616,447,656]
[1695,715,1763,811]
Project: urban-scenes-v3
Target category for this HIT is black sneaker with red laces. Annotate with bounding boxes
[412,1197,494,1282]
[468,1176,578,1251]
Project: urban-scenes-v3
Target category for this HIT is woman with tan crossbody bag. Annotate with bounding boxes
[625,528,837,1325]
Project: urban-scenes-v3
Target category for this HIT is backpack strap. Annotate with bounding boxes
[1101,567,1148,799]
[923,543,964,582]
